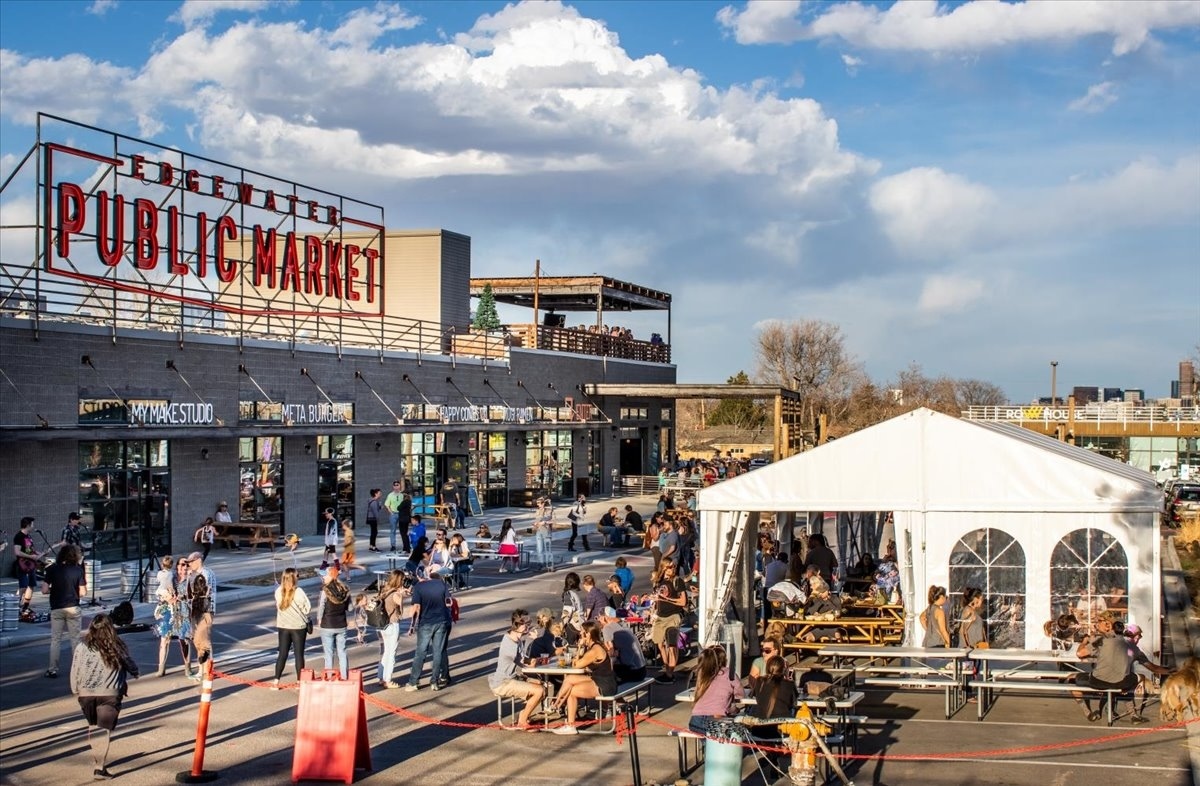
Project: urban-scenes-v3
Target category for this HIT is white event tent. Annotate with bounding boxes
[696,408,1163,654]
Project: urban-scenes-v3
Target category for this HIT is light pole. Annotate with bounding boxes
[1050,361,1058,407]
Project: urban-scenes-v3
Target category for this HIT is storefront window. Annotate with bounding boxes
[239,437,284,529]
[78,440,171,561]
[467,432,508,507]
[399,432,439,508]
[317,435,354,528]
[524,429,574,497]
[1050,528,1128,626]
[948,528,1026,649]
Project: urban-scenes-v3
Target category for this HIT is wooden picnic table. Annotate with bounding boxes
[842,601,905,623]
[775,616,903,648]
[215,522,280,552]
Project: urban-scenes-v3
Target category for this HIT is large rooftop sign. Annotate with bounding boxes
[35,114,386,318]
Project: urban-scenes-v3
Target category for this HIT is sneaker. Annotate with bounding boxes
[551,724,578,735]
[93,768,115,780]
[270,679,280,691]
[431,683,441,692]
[404,684,419,692]
[44,669,58,679]
[653,673,674,684]
[1130,714,1149,724]
[380,681,401,690]
[498,568,507,574]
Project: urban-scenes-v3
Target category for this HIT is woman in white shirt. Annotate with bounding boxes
[497,519,520,574]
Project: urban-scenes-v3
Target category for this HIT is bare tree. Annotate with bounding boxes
[955,379,1007,408]
[754,319,867,428]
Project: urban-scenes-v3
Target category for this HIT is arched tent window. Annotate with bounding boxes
[949,528,1026,648]
[1050,528,1128,628]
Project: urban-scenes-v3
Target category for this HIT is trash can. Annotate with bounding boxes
[703,718,745,786]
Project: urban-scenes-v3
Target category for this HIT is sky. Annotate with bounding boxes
[1,0,1198,402]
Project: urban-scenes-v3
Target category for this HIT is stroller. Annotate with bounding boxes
[766,580,807,619]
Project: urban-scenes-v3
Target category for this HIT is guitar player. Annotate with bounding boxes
[13,517,44,613]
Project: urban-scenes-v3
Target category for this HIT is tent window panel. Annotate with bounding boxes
[948,527,1026,649]
[1050,528,1129,627]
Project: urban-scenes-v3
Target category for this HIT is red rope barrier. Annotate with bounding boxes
[210,668,1198,761]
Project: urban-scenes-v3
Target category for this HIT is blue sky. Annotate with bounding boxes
[1,0,1198,402]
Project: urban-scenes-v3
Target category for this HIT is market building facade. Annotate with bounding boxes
[0,115,677,566]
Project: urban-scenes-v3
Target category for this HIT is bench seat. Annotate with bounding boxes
[581,677,656,735]
[969,679,1125,725]
[668,729,705,778]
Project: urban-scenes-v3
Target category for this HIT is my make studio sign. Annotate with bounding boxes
[39,115,386,318]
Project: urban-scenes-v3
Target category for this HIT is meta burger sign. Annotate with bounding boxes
[41,119,385,318]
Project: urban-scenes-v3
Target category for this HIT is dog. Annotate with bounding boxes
[1160,656,1199,722]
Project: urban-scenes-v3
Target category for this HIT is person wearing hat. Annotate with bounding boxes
[1073,610,1138,722]
[598,607,646,683]
[1121,623,1172,723]
[55,512,86,554]
[13,517,44,614]
[185,551,217,617]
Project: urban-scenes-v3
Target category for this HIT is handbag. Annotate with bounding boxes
[305,618,314,634]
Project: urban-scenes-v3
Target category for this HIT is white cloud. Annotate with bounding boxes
[717,0,1200,56]
[1067,81,1118,113]
[87,0,117,15]
[0,49,134,126]
[328,4,423,47]
[841,53,863,75]
[916,274,985,315]
[69,0,870,194]
[868,166,995,258]
[715,0,803,45]
[173,0,284,30]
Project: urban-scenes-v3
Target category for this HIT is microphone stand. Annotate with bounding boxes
[85,528,103,607]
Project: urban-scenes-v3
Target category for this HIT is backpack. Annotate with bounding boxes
[364,591,390,629]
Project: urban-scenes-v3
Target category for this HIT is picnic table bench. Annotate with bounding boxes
[819,645,972,719]
[214,522,281,552]
[968,648,1125,725]
[465,537,530,569]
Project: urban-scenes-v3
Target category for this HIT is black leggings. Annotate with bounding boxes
[367,519,379,549]
[275,627,308,680]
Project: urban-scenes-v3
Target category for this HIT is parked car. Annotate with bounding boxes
[1164,483,1200,528]
[748,457,771,470]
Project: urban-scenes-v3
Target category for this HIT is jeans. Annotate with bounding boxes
[408,622,449,688]
[451,561,471,589]
[600,526,629,546]
[320,628,348,679]
[48,606,82,671]
[377,622,401,684]
[535,527,552,564]
[275,627,308,679]
[689,714,715,735]
[389,512,400,552]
